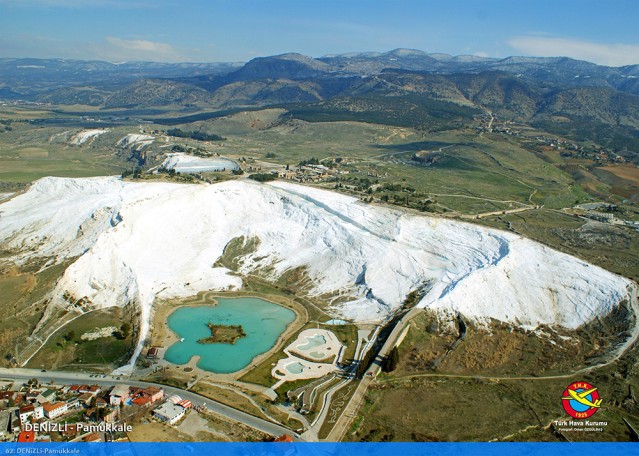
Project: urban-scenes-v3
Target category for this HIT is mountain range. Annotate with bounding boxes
[2,49,639,149]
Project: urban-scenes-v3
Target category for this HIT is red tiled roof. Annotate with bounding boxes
[274,434,294,442]
[84,433,101,442]
[19,404,35,414]
[132,397,151,406]
[18,431,35,442]
[43,402,65,412]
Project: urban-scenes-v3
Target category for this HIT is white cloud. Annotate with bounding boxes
[0,33,191,62]
[508,35,639,67]
[92,37,187,62]
[106,37,175,55]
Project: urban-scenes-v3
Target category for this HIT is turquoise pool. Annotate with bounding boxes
[286,362,305,374]
[163,297,295,373]
[297,334,326,351]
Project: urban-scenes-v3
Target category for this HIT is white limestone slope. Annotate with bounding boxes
[161,153,239,173]
[117,134,155,151]
[0,177,631,369]
[69,129,108,145]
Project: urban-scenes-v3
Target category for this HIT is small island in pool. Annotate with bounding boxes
[197,322,246,345]
[164,297,296,373]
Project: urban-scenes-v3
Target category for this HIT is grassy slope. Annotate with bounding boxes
[347,311,639,442]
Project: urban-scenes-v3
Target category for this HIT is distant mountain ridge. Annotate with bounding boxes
[0,58,242,96]
[3,49,639,97]
[2,50,639,150]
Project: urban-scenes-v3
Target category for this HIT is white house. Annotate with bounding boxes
[153,402,185,425]
[19,405,43,424]
[109,384,130,406]
[43,402,68,420]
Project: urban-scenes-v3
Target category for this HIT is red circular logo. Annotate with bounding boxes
[561,381,602,419]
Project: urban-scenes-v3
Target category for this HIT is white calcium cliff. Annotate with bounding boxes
[0,176,631,370]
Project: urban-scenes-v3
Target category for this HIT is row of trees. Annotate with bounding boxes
[121,168,141,179]
[166,128,225,142]
[355,345,400,377]
[248,173,277,182]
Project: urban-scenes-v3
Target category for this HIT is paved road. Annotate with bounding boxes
[326,282,639,441]
[0,367,301,441]
[460,206,534,219]
[325,307,422,441]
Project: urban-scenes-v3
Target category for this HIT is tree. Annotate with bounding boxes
[382,347,399,373]
[356,347,376,378]
[248,173,277,182]
[166,128,225,142]
[120,323,131,339]
[64,331,75,342]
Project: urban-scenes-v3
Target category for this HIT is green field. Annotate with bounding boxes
[476,209,639,281]
[25,307,135,371]
[186,114,594,214]
[0,121,133,183]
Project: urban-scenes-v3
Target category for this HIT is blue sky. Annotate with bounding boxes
[1,0,638,66]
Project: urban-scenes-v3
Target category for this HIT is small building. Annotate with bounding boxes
[13,394,24,406]
[146,347,159,359]
[84,432,102,443]
[95,398,108,409]
[131,386,163,406]
[167,395,182,404]
[176,400,192,410]
[36,389,56,404]
[66,397,80,409]
[19,404,43,424]
[68,385,80,394]
[274,434,294,442]
[0,391,16,404]
[43,402,68,420]
[18,430,35,442]
[78,385,101,396]
[153,402,186,425]
[103,408,119,424]
[131,396,151,406]
[87,386,101,396]
[109,384,130,406]
[77,393,94,407]
[144,387,163,403]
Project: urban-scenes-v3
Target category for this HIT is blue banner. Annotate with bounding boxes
[0,443,637,456]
